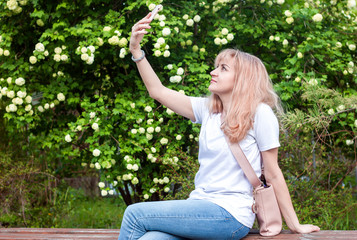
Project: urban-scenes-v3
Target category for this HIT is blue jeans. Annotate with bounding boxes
[118,199,250,240]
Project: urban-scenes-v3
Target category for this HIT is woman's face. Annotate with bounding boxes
[208,56,236,97]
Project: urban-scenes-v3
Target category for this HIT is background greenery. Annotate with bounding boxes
[0,0,356,230]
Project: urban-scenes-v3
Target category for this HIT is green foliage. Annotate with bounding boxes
[0,0,356,230]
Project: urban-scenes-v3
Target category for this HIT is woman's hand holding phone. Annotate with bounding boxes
[130,5,162,56]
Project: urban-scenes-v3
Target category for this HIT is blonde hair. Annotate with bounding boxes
[209,49,283,143]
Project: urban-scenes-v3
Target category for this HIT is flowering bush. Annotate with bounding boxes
[0,0,356,206]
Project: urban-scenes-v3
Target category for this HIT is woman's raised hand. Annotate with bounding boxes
[129,13,152,55]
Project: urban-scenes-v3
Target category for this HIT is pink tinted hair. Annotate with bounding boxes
[209,48,283,143]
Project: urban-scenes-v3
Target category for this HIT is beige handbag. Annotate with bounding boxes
[226,138,282,237]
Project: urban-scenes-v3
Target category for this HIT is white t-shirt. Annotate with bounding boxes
[188,97,280,228]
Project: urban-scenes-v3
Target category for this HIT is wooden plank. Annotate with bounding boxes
[0,228,120,240]
[0,228,356,239]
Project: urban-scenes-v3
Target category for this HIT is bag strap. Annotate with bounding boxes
[225,136,262,188]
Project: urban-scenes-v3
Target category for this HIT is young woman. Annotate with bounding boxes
[118,13,320,240]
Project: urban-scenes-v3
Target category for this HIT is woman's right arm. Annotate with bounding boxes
[130,13,195,122]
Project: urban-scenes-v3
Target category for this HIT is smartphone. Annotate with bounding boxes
[149,5,162,21]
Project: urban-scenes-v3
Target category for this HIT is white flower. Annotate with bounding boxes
[158,15,166,21]
[177,67,184,75]
[157,37,165,45]
[146,133,153,140]
[148,3,156,11]
[283,39,289,46]
[130,103,135,108]
[269,36,275,41]
[149,188,156,193]
[44,50,49,56]
[155,126,161,132]
[167,64,173,70]
[151,147,157,153]
[101,190,108,196]
[354,119,357,127]
[108,36,120,45]
[144,106,152,112]
[193,15,201,22]
[132,164,139,171]
[297,52,303,58]
[3,50,10,56]
[131,177,139,185]
[90,112,96,118]
[53,54,61,62]
[127,164,133,170]
[64,134,72,143]
[284,10,292,17]
[75,125,82,131]
[147,127,154,133]
[57,93,65,101]
[17,91,26,98]
[60,55,68,61]
[29,56,37,64]
[336,105,345,112]
[92,123,99,131]
[54,47,62,54]
[163,50,170,57]
[88,45,95,53]
[108,190,114,195]
[35,43,45,52]
[162,27,171,36]
[335,42,342,48]
[138,127,145,134]
[7,0,18,10]
[8,104,17,112]
[144,194,149,199]
[7,91,15,98]
[81,53,89,61]
[166,108,174,115]
[25,105,32,112]
[164,187,170,192]
[348,44,356,51]
[221,28,229,35]
[227,33,234,41]
[160,138,168,145]
[37,106,44,112]
[277,0,284,4]
[308,78,318,86]
[346,139,354,146]
[163,177,169,183]
[131,129,137,134]
[119,38,128,48]
[103,26,111,32]
[221,38,228,45]
[347,0,356,8]
[182,14,189,20]
[176,135,182,140]
[214,37,221,45]
[154,50,161,57]
[275,36,280,41]
[286,17,294,24]
[94,162,102,169]
[312,13,323,22]
[12,97,23,105]
[93,149,101,157]
[328,109,335,115]
[0,48,3,55]
[186,19,194,26]
[44,103,49,109]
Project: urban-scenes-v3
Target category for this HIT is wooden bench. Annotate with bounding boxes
[0,228,356,239]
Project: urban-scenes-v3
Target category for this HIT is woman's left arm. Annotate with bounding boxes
[261,148,320,234]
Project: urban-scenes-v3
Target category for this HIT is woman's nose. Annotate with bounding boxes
[210,68,217,76]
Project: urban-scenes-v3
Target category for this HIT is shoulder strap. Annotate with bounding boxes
[225,136,262,188]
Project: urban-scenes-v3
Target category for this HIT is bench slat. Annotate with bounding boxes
[0,228,356,239]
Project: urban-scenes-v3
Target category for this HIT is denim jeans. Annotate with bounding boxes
[118,199,250,240]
